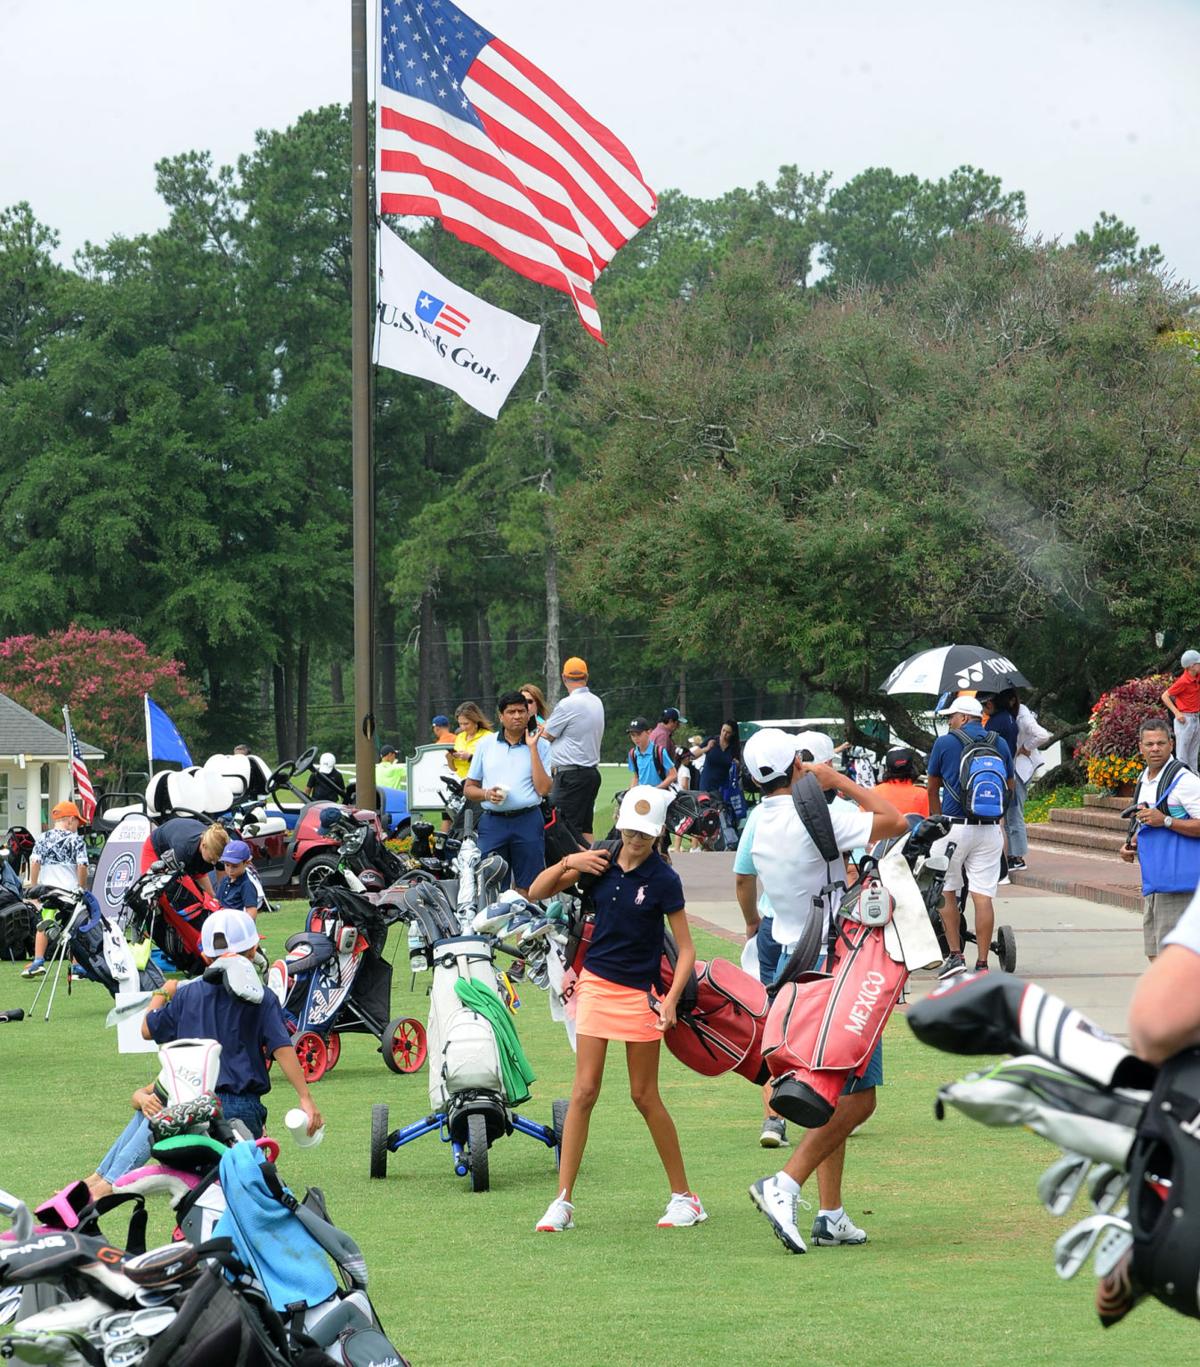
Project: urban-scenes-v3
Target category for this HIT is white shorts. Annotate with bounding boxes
[933,823,1004,899]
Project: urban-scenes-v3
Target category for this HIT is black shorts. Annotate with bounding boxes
[550,766,601,836]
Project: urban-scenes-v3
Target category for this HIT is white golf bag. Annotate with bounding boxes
[425,936,504,1110]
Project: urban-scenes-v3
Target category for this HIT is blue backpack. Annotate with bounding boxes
[949,729,1007,821]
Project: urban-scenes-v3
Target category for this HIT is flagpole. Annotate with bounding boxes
[351,0,377,812]
[62,706,74,805]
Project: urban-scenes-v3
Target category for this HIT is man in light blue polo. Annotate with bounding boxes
[466,691,553,894]
[543,656,605,841]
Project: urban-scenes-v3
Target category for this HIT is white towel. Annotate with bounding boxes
[879,845,943,970]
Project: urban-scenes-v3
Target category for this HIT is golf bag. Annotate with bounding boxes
[657,949,770,1082]
[425,936,505,1110]
[65,891,164,996]
[665,790,724,849]
[0,895,34,961]
[763,917,908,1127]
[282,886,393,1043]
[905,971,1200,1328]
[123,855,220,977]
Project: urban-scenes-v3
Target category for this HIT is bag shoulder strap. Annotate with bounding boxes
[654,746,670,781]
[1154,758,1186,810]
[789,773,840,863]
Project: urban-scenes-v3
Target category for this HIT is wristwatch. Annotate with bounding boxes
[1164,815,1175,829]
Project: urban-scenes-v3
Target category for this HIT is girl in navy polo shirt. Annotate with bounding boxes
[528,785,706,1233]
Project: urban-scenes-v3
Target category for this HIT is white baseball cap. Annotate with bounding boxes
[317,752,337,774]
[938,695,984,719]
[616,785,671,836]
[743,728,803,785]
[200,908,261,958]
[794,730,836,765]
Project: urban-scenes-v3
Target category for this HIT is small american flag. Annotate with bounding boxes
[376,0,656,342]
[415,290,470,336]
[63,710,96,824]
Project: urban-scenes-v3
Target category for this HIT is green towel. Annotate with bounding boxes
[453,979,536,1106]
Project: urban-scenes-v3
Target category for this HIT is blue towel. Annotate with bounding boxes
[212,1143,337,1311]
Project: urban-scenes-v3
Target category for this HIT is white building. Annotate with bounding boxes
[0,692,104,836]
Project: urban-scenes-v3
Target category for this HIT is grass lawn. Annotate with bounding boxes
[1,909,1191,1366]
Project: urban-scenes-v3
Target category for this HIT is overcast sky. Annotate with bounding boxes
[4,0,1198,283]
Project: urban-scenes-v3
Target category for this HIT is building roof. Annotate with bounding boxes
[0,692,104,759]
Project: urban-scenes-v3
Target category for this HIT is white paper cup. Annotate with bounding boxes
[285,1107,325,1149]
[492,785,508,804]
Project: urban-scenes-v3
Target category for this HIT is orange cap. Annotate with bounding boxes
[52,801,82,821]
[562,657,588,680]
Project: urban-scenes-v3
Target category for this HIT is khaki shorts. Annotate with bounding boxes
[1143,891,1192,958]
[933,823,1004,899]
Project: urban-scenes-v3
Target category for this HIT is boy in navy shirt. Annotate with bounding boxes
[86,909,321,1199]
[215,839,264,919]
[142,909,321,1141]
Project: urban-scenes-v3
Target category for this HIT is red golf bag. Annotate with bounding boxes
[657,951,771,1084]
[762,917,907,1128]
[129,840,221,976]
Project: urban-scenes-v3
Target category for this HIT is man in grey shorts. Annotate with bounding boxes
[542,656,605,842]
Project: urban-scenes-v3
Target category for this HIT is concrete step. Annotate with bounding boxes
[1026,822,1126,854]
[1048,806,1129,833]
[1009,863,1141,911]
[1084,793,1133,811]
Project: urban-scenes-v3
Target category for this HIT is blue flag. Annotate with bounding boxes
[145,695,194,767]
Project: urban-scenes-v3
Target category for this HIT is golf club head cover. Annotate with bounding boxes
[908,974,1157,1091]
[1128,1046,1200,1320]
[934,1055,1146,1168]
[202,954,264,1004]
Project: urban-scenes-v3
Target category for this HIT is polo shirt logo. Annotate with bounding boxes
[635,886,646,905]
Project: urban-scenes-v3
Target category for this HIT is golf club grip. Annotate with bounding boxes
[0,1008,24,1022]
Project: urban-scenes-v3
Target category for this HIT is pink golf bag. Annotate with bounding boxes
[658,953,770,1083]
[762,918,907,1128]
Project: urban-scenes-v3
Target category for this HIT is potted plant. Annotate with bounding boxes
[1076,674,1173,795]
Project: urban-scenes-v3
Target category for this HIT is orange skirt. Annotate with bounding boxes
[575,968,661,1043]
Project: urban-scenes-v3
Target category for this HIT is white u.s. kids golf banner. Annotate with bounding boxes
[373,223,539,419]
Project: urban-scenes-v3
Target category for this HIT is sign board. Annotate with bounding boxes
[114,992,157,1054]
[406,744,454,812]
[93,813,151,927]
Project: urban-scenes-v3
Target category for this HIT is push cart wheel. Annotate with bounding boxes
[324,1032,342,1071]
[293,1031,328,1083]
[996,925,1017,975]
[382,1016,428,1074]
[466,1112,489,1193]
[551,1098,569,1169]
[370,1104,389,1179]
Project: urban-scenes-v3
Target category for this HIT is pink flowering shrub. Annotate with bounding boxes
[1076,673,1172,789]
[0,626,204,784]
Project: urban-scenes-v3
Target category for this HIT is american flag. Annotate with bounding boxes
[63,710,96,824]
[376,0,656,342]
[416,290,470,336]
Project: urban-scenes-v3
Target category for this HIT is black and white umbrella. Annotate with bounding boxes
[880,644,1031,697]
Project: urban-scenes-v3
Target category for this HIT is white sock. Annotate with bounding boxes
[819,1206,845,1222]
[775,1172,800,1196]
